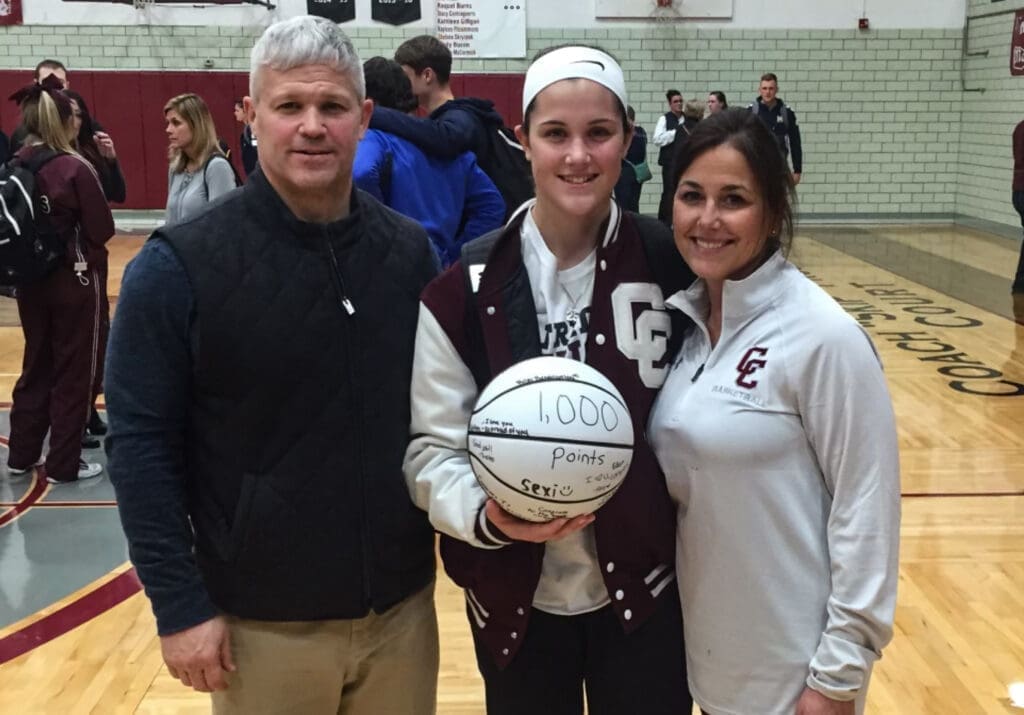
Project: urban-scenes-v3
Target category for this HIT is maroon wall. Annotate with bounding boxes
[0,70,525,210]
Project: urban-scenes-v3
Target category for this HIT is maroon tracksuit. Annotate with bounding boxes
[7,147,114,482]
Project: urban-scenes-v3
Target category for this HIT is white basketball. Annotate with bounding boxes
[468,356,634,523]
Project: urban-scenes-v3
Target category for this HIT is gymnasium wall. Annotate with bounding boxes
[0,0,1001,227]
[955,0,1022,234]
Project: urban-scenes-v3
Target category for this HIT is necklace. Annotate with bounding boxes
[560,281,585,324]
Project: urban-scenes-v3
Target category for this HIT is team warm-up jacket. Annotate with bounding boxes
[403,208,694,669]
[648,251,900,714]
[106,173,439,634]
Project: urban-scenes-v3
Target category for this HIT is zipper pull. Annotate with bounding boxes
[341,297,355,316]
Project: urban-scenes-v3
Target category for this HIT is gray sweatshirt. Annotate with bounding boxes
[165,155,235,226]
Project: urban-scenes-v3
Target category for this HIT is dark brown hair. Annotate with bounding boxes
[394,35,452,85]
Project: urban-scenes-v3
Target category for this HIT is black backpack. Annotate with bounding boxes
[476,124,534,221]
[0,149,66,286]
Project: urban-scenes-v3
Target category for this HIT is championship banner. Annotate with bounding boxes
[0,0,23,26]
[1012,10,1024,76]
[436,0,526,59]
[308,0,355,23]
[372,0,420,26]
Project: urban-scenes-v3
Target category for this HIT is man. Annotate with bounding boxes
[105,16,440,713]
[10,60,69,155]
[367,34,532,217]
[749,72,803,184]
[1013,118,1024,294]
[232,98,258,177]
[653,89,683,224]
[354,56,503,266]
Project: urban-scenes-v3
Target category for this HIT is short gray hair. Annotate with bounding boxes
[250,16,364,100]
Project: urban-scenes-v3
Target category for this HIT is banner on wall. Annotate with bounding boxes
[436,0,525,59]
[372,0,420,26]
[308,0,355,23]
[0,0,23,26]
[1013,10,1024,76]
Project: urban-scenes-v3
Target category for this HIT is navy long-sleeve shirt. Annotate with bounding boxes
[105,238,219,635]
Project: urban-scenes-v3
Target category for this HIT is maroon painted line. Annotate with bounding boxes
[902,491,1024,498]
[0,501,118,508]
[0,474,47,529]
[0,569,143,666]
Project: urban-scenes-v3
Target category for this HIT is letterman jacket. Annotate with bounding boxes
[403,205,694,669]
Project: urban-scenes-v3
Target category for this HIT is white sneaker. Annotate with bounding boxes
[46,460,103,484]
[7,458,45,475]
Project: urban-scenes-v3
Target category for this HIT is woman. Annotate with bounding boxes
[5,76,115,483]
[163,93,235,225]
[65,89,124,443]
[648,108,900,715]
[404,46,693,715]
[706,90,728,115]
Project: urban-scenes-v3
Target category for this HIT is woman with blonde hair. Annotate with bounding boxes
[163,93,235,224]
[5,75,115,484]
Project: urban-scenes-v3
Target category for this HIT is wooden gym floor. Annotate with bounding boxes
[0,225,1022,714]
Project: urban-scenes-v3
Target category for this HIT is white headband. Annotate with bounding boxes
[522,46,627,116]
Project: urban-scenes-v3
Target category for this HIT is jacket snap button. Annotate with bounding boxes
[624,609,633,620]
[516,607,525,616]
[511,631,518,639]
[595,334,606,345]
[502,648,510,655]
[615,589,624,600]
[600,259,607,271]
[606,562,615,573]
[486,306,496,315]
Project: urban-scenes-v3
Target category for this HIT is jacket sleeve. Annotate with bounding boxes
[652,115,675,148]
[105,238,220,636]
[455,159,505,257]
[403,300,513,549]
[369,106,481,160]
[102,158,127,204]
[787,108,803,173]
[204,157,236,202]
[73,160,115,249]
[798,319,900,702]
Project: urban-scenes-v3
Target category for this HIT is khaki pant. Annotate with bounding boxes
[212,581,439,715]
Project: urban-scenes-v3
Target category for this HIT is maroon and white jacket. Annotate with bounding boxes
[403,205,694,669]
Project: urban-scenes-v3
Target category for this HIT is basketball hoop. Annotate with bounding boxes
[651,0,682,23]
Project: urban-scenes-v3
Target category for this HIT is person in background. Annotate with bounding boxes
[667,98,706,192]
[749,72,803,184]
[5,76,114,484]
[64,89,125,445]
[233,98,259,177]
[0,128,9,164]
[614,104,649,212]
[1012,118,1024,294]
[163,93,236,225]
[404,45,693,715]
[648,108,899,715]
[706,91,728,115]
[10,60,71,154]
[106,16,439,713]
[354,56,503,267]
[654,89,683,225]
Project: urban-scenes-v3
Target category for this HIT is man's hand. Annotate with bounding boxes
[160,616,236,692]
[792,172,802,185]
[485,499,594,543]
[795,686,854,715]
[94,131,117,159]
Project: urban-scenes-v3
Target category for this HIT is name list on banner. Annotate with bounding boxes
[436,1,526,59]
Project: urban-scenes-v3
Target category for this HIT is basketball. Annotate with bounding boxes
[467,356,634,523]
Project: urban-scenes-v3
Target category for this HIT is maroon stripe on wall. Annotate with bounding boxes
[0,70,525,210]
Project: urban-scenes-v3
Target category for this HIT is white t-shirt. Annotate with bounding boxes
[520,209,610,615]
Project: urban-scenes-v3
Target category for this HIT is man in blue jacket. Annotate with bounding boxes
[354,57,504,266]
[749,72,803,184]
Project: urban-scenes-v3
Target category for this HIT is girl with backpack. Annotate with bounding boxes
[163,93,236,225]
[403,46,693,715]
[5,76,114,483]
